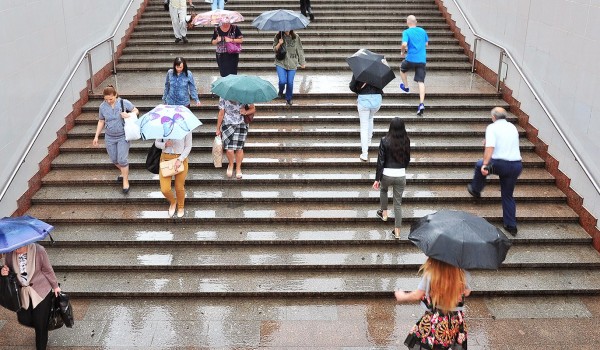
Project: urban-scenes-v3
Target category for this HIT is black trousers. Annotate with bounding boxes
[300,0,312,15]
[17,292,53,350]
[216,52,239,77]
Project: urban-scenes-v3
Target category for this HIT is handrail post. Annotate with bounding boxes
[471,37,478,73]
[87,53,94,93]
[496,50,504,92]
[110,39,117,74]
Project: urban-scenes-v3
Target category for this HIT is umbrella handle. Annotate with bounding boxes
[48,233,55,245]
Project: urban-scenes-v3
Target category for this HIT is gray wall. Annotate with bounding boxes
[0,0,144,216]
[442,0,600,225]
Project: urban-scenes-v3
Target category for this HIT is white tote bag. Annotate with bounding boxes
[124,112,141,141]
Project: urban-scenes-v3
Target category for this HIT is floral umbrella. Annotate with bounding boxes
[137,105,202,140]
[192,9,244,27]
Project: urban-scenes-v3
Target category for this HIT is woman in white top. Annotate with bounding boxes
[155,133,192,217]
[372,117,411,239]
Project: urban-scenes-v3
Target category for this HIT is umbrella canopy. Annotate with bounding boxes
[137,105,202,140]
[0,216,54,253]
[408,210,512,270]
[251,9,310,31]
[192,9,244,26]
[346,49,396,89]
[211,75,278,105]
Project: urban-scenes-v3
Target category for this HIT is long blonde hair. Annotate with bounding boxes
[419,258,466,313]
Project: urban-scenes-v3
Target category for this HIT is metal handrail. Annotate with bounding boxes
[448,0,600,195]
[0,0,138,206]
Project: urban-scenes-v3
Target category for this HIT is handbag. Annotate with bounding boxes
[276,43,287,60]
[212,135,223,168]
[160,158,185,177]
[0,271,22,312]
[57,292,74,328]
[146,143,162,174]
[242,104,254,124]
[225,41,242,54]
[47,294,64,331]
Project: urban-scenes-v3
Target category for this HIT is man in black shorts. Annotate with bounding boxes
[399,15,429,116]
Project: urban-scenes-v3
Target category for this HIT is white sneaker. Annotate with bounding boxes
[359,154,368,161]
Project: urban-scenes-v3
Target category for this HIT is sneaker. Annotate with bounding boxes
[376,209,388,222]
[286,99,293,106]
[182,36,188,43]
[175,37,182,43]
[277,93,284,99]
[400,83,410,93]
[417,103,425,116]
[503,225,518,236]
[359,154,368,162]
[466,184,481,198]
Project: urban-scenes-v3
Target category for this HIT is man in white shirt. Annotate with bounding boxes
[467,107,523,235]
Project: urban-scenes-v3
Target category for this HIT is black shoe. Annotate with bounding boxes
[301,12,307,17]
[503,225,518,236]
[175,37,182,43]
[286,99,293,106]
[309,13,315,21]
[182,36,188,43]
[122,187,130,194]
[117,175,123,183]
[376,209,387,222]
[278,93,284,99]
[467,184,481,198]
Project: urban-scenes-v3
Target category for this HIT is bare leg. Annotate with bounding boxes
[418,82,425,104]
[235,149,244,176]
[226,150,235,177]
[117,165,130,189]
[400,71,409,87]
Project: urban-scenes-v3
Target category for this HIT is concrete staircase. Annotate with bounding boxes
[27,0,600,298]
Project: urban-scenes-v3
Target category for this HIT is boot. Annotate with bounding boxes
[307,7,314,21]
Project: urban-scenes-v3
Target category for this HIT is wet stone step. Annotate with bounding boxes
[46,244,600,270]
[122,45,466,54]
[40,167,556,185]
[49,151,546,168]
[52,269,600,297]
[31,183,566,204]
[26,202,578,224]
[40,222,593,246]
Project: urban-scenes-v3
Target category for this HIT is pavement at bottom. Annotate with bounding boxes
[1,295,599,349]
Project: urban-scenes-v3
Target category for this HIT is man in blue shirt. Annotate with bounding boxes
[399,15,429,116]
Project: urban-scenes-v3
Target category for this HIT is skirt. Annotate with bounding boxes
[221,123,248,150]
[404,309,467,350]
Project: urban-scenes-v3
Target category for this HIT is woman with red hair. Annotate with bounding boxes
[395,257,471,349]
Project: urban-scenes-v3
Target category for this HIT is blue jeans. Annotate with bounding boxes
[211,0,225,10]
[470,159,523,228]
[276,65,296,101]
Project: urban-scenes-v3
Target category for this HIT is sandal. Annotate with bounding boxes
[236,172,243,179]
[226,166,233,178]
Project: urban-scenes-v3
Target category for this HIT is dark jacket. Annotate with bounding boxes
[375,136,411,181]
[349,76,383,95]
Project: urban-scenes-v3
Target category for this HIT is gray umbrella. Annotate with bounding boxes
[251,9,310,31]
[408,210,512,270]
[346,49,396,89]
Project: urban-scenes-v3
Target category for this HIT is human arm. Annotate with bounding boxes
[0,264,8,276]
[37,245,60,296]
[178,132,193,162]
[481,146,494,175]
[93,120,105,147]
[187,71,201,106]
[273,34,283,51]
[296,35,306,68]
[240,103,255,116]
[216,108,225,136]
[155,138,166,150]
[373,139,386,188]
[394,289,426,303]
[224,26,243,43]
[211,28,221,45]
[163,71,171,104]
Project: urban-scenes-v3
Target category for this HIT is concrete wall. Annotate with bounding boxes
[442,0,600,225]
[0,0,144,216]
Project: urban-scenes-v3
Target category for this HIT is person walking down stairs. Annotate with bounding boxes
[155,134,192,218]
[169,0,191,43]
[92,85,139,194]
[399,15,428,116]
[300,0,315,20]
[162,57,202,107]
[273,31,306,106]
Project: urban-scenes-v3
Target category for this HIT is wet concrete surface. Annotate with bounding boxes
[2,296,600,349]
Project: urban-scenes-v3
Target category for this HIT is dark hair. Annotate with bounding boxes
[276,30,297,40]
[103,85,118,97]
[172,57,189,76]
[386,117,410,163]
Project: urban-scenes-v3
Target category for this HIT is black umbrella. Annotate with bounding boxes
[345,49,396,89]
[408,210,512,270]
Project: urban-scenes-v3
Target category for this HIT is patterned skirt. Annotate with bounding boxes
[404,309,467,350]
[221,123,248,150]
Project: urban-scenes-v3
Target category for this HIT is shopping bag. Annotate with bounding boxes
[124,113,141,141]
[47,294,64,331]
[212,135,223,168]
[57,292,74,328]
[0,271,21,312]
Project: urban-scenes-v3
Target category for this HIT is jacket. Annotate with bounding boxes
[375,136,411,181]
[349,76,384,95]
[273,33,306,70]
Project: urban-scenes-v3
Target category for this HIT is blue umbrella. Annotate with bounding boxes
[251,9,310,31]
[137,104,202,140]
[0,216,54,253]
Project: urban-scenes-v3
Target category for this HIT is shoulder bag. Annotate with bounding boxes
[146,142,162,174]
[276,39,287,60]
[225,25,242,53]
[0,271,22,312]
[242,104,254,124]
